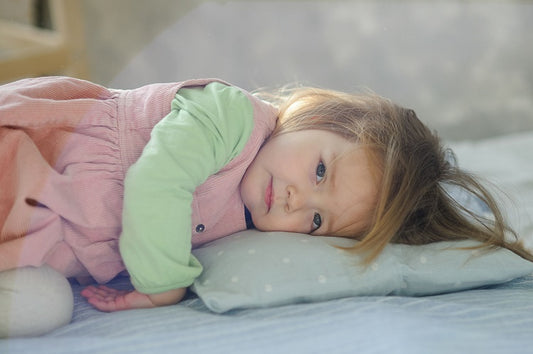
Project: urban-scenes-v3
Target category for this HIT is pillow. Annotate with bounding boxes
[191,230,533,313]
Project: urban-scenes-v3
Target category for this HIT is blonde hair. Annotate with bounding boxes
[260,86,533,264]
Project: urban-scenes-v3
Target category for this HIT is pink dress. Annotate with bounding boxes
[0,76,277,283]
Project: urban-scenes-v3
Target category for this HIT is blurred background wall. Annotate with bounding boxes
[1,0,532,141]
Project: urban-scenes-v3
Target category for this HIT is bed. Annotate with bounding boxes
[2,130,532,354]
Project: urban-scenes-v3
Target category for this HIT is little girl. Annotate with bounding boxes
[1,76,531,336]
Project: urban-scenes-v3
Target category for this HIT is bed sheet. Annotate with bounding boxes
[2,274,533,354]
[2,131,533,354]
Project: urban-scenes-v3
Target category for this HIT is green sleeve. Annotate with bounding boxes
[119,82,254,294]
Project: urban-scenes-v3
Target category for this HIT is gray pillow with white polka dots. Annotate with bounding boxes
[191,230,533,313]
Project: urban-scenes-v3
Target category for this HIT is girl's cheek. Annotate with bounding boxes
[276,214,307,233]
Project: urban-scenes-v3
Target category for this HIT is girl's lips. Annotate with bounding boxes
[265,177,273,211]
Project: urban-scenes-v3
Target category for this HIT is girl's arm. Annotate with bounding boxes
[81,286,186,312]
[119,82,254,296]
[115,82,256,306]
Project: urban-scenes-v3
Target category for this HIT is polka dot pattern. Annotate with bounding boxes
[192,230,533,313]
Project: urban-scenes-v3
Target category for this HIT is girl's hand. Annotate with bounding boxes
[81,285,186,312]
[81,285,154,312]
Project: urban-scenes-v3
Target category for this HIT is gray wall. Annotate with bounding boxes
[41,1,533,140]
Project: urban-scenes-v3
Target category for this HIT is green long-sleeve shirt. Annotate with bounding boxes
[119,82,254,294]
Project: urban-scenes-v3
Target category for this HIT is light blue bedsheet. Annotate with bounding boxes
[2,273,533,354]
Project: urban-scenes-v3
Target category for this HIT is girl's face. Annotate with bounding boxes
[239,129,380,237]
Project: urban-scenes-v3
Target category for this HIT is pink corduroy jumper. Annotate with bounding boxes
[0,77,277,283]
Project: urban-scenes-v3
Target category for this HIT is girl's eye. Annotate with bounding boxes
[316,161,326,183]
[312,212,322,231]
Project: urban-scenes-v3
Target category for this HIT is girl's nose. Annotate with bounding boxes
[286,185,311,212]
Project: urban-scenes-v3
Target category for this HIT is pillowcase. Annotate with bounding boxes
[191,230,533,313]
